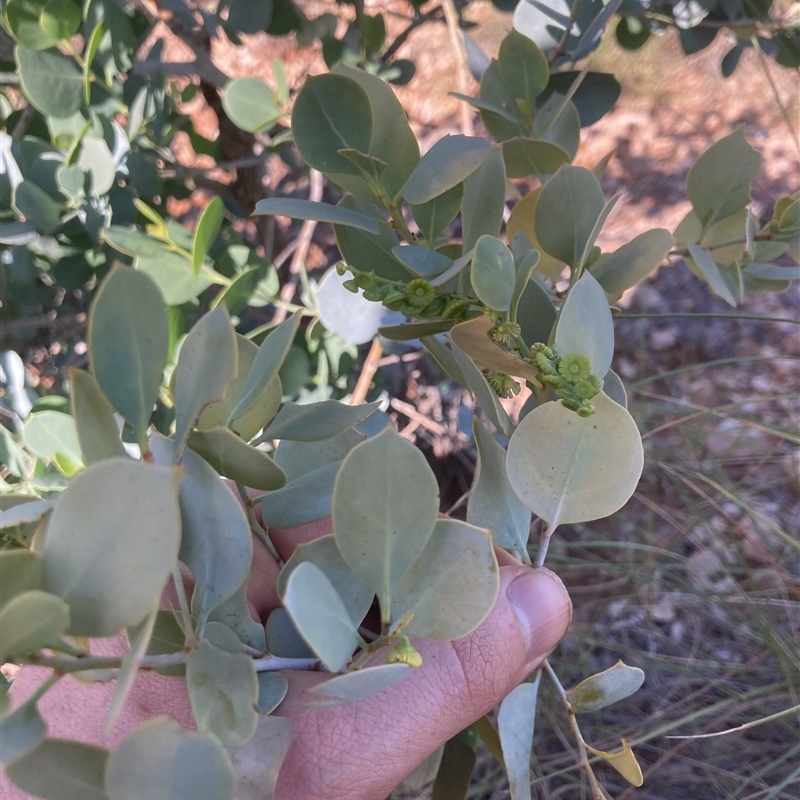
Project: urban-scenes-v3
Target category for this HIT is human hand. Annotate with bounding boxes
[2,505,571,800]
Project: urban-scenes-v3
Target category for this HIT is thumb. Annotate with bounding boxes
[274,566,572,800]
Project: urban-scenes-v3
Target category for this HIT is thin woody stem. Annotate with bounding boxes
[23,651,320,675]
[543,660,609,800]
[534,521,557,568]
[236,482,282,564]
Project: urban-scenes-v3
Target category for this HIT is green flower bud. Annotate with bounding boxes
[383,288,407,311]
[557,353,592,384]
[441,298,472,320]
[363,286,388,302]
[343,279,360,294]
[386,636,423,668]
[404,279,436,309]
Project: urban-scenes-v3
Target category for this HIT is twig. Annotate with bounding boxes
[11,105,36,141]
[543,660,609,800]
[132,58,228,88]
[252,656,321,672]
[666,702,800,740]
[235,482,282,564]
[382,7,444,62]
[440,0,474,136]
[534,521,557,568]
[351,339,384,405]
[389,398,447,435]
[24,651,188,674]
[172,565,196,644]
[272,169,324,324]
[0,313,86,335]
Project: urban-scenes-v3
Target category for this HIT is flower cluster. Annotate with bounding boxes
[486,372,521,399]
[337,263,479,322]
[530,344,601,417]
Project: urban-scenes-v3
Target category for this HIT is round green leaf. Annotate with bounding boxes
[39,0,81,41]
[308,663,412,706]
[616,16,650,51]
[265,607,315,659]
[533,92,580,160]
[173,305,237,458]
[6,0,58,50]
[256,672,289,715]
[6,739,108,800]
[283,561,358,672]
[253,197,382,235]
[390,519,499,640]
[332,64,420,200]
[187,640,259,746]
[106,717,235,800]
[228,312,301,427]
[198,334,282,443]
[498,29,549,110]
[16,46,84,117]
[589,228,675,303]
[400,135,496,205]
[333,426,439,618]
[554,270,615,378]
[498,675,541,800]
[0,697,46,766]
[506,392,644,527]
[12,180,62,235]
[535,164,604,269]
[539,72,622,128]
[273,428,365,482]
[226,0,272,34]
[42,458,182,636]
[192,196,225,274]
[461,149,506,255]
[69,368,126,464]
[291,73,373,183]
[135,251,214,306]
[410,182,463,244]
[222,77,280,133]
[277,534,373,628]
[567,660,645,713]
[207,582,266,654]
[89,266,169,441]
[258,460,342,529]
[507,187,565,283]
[687,127,761,232]
[23,410,82,467]
[0,590,70,662]
[471,234,516,312]
[392,244,452,278]
[502,137,570,180]
[188,427,286,491]
[262,399,381,442]
[0,549,43,608]
[448,337,513,438]
[468,417,531,558]
[75,137,116,196]
[0,499,54,531]
[225,715,292,800]
[150,435,253,625]
[332,196,409,283]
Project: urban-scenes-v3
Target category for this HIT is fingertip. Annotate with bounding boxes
[506,567,573,668]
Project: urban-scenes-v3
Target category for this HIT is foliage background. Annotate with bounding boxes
[1,1,799,798]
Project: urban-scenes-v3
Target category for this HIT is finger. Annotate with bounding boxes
[268,517,333,563]
[273,566,572,800]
